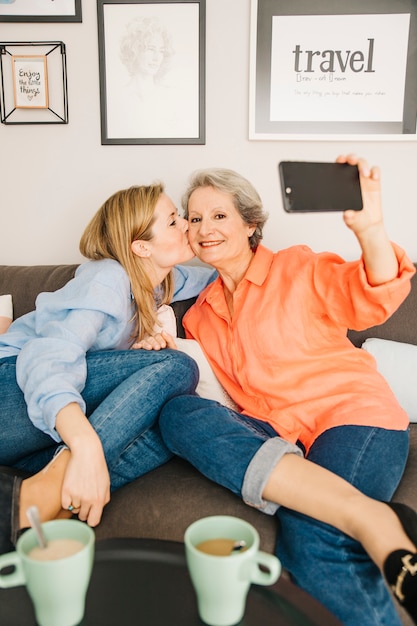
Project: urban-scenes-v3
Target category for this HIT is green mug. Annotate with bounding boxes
[0,519,94,626]
[185,515,281,626]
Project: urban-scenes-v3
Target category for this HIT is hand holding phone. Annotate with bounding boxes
[279,161,363,213]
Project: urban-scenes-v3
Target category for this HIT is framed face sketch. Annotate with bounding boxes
[249,0,417,140]
[0,0,82,22]
[97,0,206,145]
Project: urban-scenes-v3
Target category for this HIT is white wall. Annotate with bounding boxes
[1,0,416,265]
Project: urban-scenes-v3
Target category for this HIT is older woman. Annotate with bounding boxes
[159,156,417,626]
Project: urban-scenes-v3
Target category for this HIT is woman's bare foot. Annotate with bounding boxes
[19,448,71,527]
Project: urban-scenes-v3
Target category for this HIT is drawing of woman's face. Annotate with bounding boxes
[120,16,174,80]
[138,33,165,76]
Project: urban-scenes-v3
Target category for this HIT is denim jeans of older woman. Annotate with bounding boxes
[159,395,409,626]
[0,349,198,489]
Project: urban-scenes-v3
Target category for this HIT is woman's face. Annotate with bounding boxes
[187,186,253,270]
[138,33,165,76]
[146,193,194,274]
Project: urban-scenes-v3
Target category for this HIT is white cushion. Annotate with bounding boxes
[0,294,12,334]
[0,294,12,318]
[176,338,238,411]
[155,305,237,410]
[155,304,177,337]
[362,338,417,422]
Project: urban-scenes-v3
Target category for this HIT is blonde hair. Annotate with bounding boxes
[79,184,174,341]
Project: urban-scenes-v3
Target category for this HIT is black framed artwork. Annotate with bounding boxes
[0,0,82,22]
[249,0,417,140]
[0,41,69,124]
[97,0,206,145]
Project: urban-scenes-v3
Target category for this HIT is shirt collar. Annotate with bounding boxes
[199,245,274,304]
[245,244,274,286]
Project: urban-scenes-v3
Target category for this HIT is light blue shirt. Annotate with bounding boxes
[0,259,216,440]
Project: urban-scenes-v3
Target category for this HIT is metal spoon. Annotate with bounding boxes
[26,505,48,549]
[231,540,246,553]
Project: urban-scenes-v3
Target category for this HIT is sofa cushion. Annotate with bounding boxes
[0,264,193,339]
[362,338,417,422]
[348,264,417,348]
[176,338,238,409]
[0,265,78,319]
[0,294,12,318]
[0,294,12,333]
[3,262,416,346]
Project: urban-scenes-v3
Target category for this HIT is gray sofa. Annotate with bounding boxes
[1,263,416,625]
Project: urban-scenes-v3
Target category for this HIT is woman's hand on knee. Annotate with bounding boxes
[61,438,111,527]
[56,404,111,526]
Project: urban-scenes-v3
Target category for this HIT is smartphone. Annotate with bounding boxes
[279,161,363,213]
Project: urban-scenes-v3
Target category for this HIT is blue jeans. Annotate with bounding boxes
[0,350,198,490]
[159,395,409,626]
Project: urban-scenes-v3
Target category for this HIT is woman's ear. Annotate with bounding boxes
[131,240,151,258]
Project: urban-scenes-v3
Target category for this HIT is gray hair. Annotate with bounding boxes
[181,168,268,250]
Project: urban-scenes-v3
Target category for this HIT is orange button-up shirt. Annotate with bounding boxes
[184,244,415,452]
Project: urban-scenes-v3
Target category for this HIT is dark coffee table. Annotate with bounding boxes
[0,537,341,625]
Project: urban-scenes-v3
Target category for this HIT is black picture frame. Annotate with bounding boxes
[0,0,82,23]
[0,41,69,124]
[97,0,205,145]
[249,0,417,140]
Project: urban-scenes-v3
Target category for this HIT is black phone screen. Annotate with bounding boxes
[279,161,363,213]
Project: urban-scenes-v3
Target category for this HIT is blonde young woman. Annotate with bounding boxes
[157,156,417,626]
[0,183,215,554]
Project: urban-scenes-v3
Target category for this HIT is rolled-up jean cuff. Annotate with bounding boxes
[241,437,303,515]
